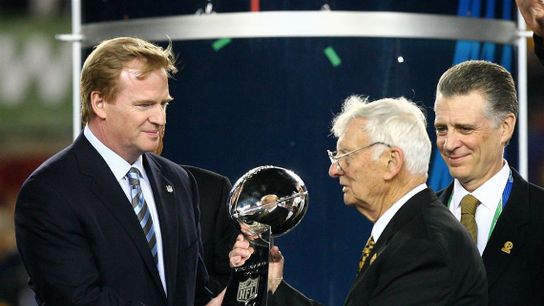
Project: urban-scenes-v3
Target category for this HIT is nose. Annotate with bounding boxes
[150,104,166,127]
[328,162,341,178]
[440,132,460,154]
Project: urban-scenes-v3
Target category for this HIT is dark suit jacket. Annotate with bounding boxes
[15,134,212,306]
[182,165,238,296]
[438,168,544,306]
[270,188,487,306]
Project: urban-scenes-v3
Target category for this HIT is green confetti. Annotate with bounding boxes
[212,38,232,51]
[324,46,342,67]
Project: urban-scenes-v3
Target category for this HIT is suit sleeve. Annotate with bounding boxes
[187,171,214,306]
[15,178,149,306]
[207,176,238,295]
[268,281,324,306]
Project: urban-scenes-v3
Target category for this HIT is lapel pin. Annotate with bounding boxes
[501,241,513,254]
[166,185,173,193]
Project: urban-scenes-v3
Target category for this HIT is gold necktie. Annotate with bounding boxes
[358,236,375,273]
[460,194,480,243]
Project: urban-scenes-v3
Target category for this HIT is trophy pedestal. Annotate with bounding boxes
[224,227,271,306]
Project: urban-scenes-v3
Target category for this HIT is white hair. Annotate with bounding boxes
[331,95,431,175]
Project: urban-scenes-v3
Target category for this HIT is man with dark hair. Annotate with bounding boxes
[434,60,544,305]
[155,129,239,305]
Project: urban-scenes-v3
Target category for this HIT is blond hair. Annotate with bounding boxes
[80,37,177,123]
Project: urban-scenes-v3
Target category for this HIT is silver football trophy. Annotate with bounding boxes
[223,166,309,306]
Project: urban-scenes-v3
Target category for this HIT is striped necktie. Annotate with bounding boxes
[127,167,158,265]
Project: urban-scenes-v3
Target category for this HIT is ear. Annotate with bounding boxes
[499,113,516,145]
[90,91,107,119]
[383,147,404,181]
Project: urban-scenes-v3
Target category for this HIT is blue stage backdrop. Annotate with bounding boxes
[84,1,517,305]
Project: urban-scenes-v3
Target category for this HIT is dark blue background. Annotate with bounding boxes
[83,1,518,305]
[163,37,455,305]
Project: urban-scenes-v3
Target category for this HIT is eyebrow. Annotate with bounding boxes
[433,122,476,129]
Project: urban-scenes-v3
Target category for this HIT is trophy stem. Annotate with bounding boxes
[224,226,271,306]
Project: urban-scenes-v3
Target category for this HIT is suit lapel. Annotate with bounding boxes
[344,189,435,306]
[482,169,530,288]
[371,189,435,261]
[74,136,165,297]
[437,183,454,207]
[144,155,180,302]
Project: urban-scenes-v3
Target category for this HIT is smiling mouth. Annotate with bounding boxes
[446,154,468,165]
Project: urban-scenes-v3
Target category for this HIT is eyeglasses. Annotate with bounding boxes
[327,142,391,172]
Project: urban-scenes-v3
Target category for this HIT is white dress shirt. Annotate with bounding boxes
[84,126,167,293]
[371,183,427,243]
[448,160,511,255]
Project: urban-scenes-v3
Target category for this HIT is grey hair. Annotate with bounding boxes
[435,60,518,127]
[331,96,431,175]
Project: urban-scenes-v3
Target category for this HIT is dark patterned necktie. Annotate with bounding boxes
[358,236,375,274]
[127,167,158,265]
[460,194,480,243]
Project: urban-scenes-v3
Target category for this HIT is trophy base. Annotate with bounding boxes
[223,228,271,306]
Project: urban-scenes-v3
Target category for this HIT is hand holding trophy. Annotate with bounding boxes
[223,166,309,306]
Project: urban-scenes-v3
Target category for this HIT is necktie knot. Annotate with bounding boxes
[460,194,480,215]
[127,167,142,187]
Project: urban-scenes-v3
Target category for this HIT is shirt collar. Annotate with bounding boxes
[84,125,144,181]
[452,160,510,209]
[371,183,427,242]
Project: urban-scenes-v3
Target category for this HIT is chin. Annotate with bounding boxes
[141,142,159,152]
[448,167,469,180]
[343,197,356,206]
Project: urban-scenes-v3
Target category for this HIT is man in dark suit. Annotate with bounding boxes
[155,126,239,305]
[15,37,212,305]
[182,165,238,303]
[434,60,544,305]
[230,96,487,305]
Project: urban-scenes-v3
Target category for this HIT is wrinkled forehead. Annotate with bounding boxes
[337,118,369,148]
[434,92,489,122]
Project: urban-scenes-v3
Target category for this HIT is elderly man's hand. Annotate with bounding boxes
[268,245,284,294]
[517,0,544,36]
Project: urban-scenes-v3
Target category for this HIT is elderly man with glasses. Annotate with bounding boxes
[229,95,487,306]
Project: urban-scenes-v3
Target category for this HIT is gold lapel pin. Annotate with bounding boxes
[501,241,513,254]
[166,185,173,193]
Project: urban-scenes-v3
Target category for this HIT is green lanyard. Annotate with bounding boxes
[448,171,513,239]
[488,199,503,240]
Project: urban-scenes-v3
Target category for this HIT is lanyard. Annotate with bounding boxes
[448,170,514,239]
